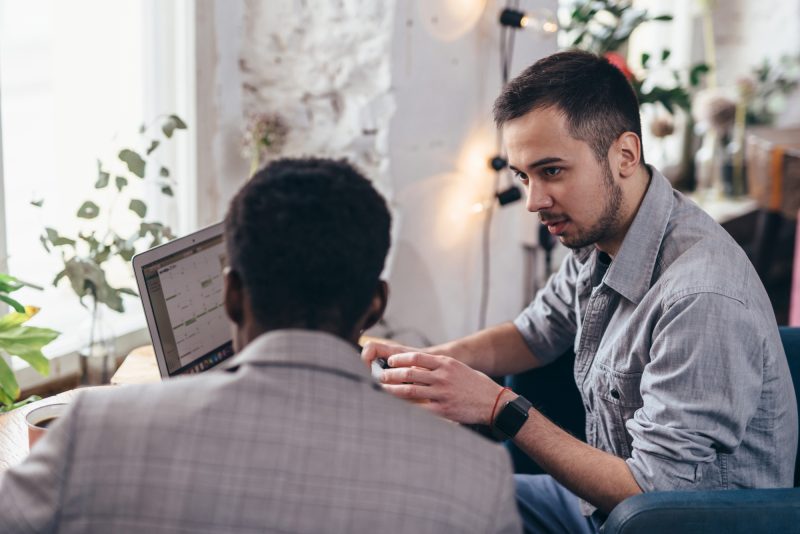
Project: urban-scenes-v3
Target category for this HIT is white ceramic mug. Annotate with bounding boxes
[25,403,69,450]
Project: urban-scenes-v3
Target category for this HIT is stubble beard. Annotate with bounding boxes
[560,162,623,250]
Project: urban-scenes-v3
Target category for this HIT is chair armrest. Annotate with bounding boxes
[602,488,800,534]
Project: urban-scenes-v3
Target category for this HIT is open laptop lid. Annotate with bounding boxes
[132,222,234,378]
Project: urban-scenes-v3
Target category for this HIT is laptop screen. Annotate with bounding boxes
[139,232,234,376]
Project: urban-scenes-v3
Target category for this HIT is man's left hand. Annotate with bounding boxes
[380,352,507,425]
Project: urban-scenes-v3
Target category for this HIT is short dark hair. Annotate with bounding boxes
[224,158,391,334]
[493,50,645,165]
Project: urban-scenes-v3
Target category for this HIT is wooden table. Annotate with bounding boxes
[110,344,160,385]
[0,388,100,472]
[0,346,161,474]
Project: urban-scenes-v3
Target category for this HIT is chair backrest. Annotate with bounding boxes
[779,327,800,487]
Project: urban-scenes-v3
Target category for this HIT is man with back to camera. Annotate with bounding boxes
[363,50,798,533]
[0,158,522,533]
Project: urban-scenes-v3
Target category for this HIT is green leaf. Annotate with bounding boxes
[129,199,147,218]
[77,201,100,219]
[0,357,20,404]
[162,114,188,138]
[115,175,128,192]
[0,295,26,314]
[159,166,170,178]
[661,49,671,62]
[53,270,67,287]
[95,165,110,188]
[690,63,711,87]
[118,246,135,262]
[161,186,174,197]
[0,274,24,293]
[0,307,36,330]
[0,385,16,411]
[45,227,76,248]
[118,287,138,297]
[653,14,673,21]
[0,325,58,375]
[30,199,44,208]
[146,140,160,155]
[11,347,51,376]
[40,235,50,253]
[118,149,146,178]
[641,52,651,68]
[62,258,124,312]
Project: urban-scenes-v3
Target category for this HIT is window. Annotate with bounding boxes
[0,0,195,376]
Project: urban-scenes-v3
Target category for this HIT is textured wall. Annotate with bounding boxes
[239,0,396,190]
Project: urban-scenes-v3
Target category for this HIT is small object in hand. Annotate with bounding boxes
[25,403,69,450]
[371,357,390,381]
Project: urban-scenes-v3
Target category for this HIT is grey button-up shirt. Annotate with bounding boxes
[514,167,797,513]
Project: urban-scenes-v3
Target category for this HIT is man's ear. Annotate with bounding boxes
[223,267,245,326]
[613,131,642,178]
[361,280,389,332]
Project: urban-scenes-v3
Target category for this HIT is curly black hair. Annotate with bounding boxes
[493,49,645,166]
[224,158,391,335]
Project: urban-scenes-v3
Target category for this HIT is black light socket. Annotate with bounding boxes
[489,155,508,171]
[496,185,522,206]
[499,8,526,29]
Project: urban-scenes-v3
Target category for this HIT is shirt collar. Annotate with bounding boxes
[218,329,373,383]
[602,165,673,304]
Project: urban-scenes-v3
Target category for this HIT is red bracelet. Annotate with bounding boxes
[490,387,511,425]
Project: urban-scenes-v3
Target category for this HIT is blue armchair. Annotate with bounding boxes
[602,327,800,533]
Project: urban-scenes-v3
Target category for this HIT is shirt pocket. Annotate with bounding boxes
[592,366,643,458]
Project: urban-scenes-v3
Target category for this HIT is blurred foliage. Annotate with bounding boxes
[560,0,709,116]
[35,115,186,312]
[741,55,800,125]
[0,276,59,413]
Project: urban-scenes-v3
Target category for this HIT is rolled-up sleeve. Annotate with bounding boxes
[625,290,763,491]
[513,252,581,366]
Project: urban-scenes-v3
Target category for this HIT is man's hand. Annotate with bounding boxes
[360,340,417,367]
[378,352,506,425]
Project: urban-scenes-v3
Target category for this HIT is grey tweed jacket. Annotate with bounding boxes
[0,330,521,533]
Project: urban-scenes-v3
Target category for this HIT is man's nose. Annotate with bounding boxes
[525,185,553,213]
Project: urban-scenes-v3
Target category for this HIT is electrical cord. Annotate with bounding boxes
[478,1,520,330]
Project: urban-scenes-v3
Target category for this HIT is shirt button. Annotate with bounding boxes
[610,389,620,399]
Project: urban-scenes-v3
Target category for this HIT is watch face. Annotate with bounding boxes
[494,397,531,439]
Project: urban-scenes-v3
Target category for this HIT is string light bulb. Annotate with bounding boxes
[498,7,557,34]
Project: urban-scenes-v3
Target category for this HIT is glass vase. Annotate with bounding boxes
[78,300,116,385]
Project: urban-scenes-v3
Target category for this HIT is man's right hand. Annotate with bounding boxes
[360,340,420,368]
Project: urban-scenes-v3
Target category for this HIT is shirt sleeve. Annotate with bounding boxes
[513,251,581,366]
[625,290,764,492]
[0,396,80,532]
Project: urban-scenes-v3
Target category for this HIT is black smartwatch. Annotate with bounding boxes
[491,395,532,441]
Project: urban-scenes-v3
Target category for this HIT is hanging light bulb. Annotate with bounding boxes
[498,7,557,34]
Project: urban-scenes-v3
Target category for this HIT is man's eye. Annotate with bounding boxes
[542,167,561,177]
[513,171,528,182]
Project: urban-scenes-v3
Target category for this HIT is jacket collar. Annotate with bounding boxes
[218,329,373,383]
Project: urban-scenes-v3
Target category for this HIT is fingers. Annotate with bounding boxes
[381,366,435,386]
[385,352,444,370]
[360,341,414,367]
[382,383,443,402]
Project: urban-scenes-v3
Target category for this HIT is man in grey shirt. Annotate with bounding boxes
[363,50,797,533]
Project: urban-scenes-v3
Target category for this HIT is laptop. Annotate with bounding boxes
[132,222,234,378]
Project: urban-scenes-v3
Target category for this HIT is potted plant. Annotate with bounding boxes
[36,115,186,384]
[0,274,59,413]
